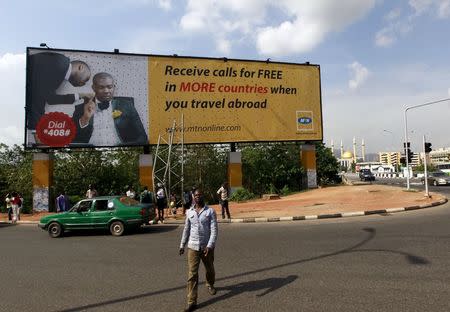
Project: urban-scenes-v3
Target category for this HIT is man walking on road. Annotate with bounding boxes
[179,189,218,312]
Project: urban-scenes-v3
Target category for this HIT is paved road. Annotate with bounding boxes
[1,198,450,312]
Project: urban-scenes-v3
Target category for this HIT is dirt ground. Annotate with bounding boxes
[1,184,445,222]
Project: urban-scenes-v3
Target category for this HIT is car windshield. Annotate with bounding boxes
[431,172,447,177]
[68,203,79,212]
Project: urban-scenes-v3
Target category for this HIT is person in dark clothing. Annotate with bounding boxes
[27,51,91,130]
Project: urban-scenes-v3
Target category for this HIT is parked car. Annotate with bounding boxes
[39,196,156,238]
[359,169,375,181]
[421,171,450,186]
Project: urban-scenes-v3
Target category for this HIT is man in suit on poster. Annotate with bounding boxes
[71,72,147,146]
[27,51,92,130]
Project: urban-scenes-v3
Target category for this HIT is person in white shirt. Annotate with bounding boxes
[179,189,218,312]
[217,182,231,219]
[126,186,136,199]
[156,183,166,223]
[86,184,98,199]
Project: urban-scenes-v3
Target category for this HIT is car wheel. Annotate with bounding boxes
[48,222,63,238]
[433,180,438,186]
[110,221,125,236]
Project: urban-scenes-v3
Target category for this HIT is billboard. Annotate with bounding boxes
[25,48,322,148]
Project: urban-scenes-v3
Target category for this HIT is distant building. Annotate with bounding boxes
[379,152,401,167]
[356,162,395,173]
[379,151,420,167]
[410,152,421,167]
[429,148,450,164]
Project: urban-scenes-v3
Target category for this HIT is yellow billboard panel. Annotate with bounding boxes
[149,56,322,144]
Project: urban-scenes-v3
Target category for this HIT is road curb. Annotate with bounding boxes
[168,197,448,224]
[4,198,447,226]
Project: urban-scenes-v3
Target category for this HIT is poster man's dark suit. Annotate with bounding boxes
[72,97,148,145]
[27,52,77,130]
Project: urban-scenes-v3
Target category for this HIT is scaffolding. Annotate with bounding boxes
[152,115,185,213]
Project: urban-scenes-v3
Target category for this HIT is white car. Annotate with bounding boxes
[421,171,450,186]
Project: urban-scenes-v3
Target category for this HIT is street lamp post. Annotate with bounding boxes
[404,97,450,190]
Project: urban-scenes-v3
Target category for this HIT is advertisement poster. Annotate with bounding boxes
[149,56,322,144]
[25,48,149,148]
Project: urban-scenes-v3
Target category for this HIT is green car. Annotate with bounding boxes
[38,196,156,238]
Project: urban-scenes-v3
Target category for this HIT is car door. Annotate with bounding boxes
[60,200,94,229]
[90,199,115,229]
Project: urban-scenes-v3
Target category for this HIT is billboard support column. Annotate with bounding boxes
[32,152,54,211]
[300,144,317,189]
[139,154,153,191]
[228,152,242,193]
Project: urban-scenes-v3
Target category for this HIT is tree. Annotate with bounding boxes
[0,144,32,213]
[183,144,227,203]
[53,148,142,199]
[241,143,304,195]
[315,142,340,185]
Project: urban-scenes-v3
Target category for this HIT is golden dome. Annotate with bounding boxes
[342,151,353,159]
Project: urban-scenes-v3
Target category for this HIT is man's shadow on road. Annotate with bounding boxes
[197,275,298,309]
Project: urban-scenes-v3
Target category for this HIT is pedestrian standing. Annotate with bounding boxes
[217,182,231,219]
[179,189,218,312]
[126,186,136,199]
[10,192,22,224]
[140,186,152,204]
[18,193,23,220]
[156,183,166,223]
[56,191,70,212]
[182,188,193,215]
[86,184,98,199]
[5,193,12,221]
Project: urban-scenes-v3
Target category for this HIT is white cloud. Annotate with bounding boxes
[438,0,450,18]
[158,0,172,10]
[178,0,376,56]
[216,38,231,54]
[375,1,450,47]
[375,28,395,47]
[257,1,376,56]
[0,53,26,146]
[348,61,369,90]
[385,8,402,20]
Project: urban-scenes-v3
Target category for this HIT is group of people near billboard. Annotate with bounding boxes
[27,51,147,147]
[4,193,23,223]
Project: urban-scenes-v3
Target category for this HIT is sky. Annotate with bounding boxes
[1,0,450,154]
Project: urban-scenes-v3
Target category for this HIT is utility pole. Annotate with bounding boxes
[422,135,429,197]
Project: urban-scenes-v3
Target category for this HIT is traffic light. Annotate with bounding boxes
[403,142,410,148]
[400,156,406,166]
[407,149,414,163]
[424,142,432,153]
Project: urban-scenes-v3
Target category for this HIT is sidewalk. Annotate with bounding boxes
[1,184,447,224]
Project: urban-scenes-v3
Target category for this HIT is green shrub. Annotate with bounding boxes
[69,195,82,206]
[280,185,290,196]
[230,188,256,202]
[268,183,277,194]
